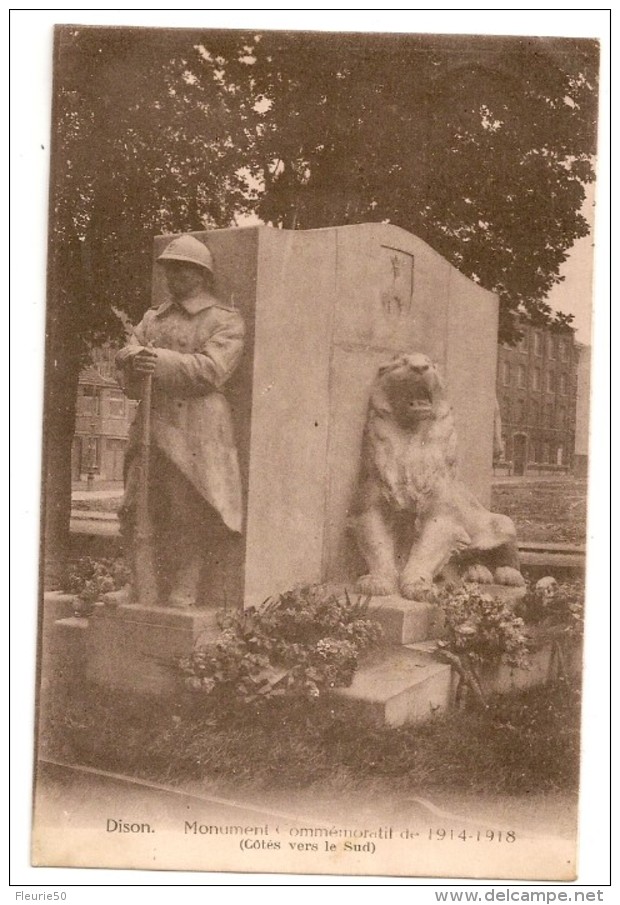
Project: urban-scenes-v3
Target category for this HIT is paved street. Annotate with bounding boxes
[73,487,123,502]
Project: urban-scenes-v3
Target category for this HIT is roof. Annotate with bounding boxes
[78,367,119,388]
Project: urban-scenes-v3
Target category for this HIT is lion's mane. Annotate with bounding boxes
[353,351,523,597]
[358,353,457,515]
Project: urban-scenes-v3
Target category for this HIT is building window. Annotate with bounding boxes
[546,401,554,425]
[532,367,541,391]
[93,346,117,380]
[81,436,100,473]
[559,338,569,361]
[546,371,555,393]
[557,406,566,429]
[107,390,126,418]
[534,332,543,355]
[503,398,511,423]
[530,401,539,425]
[517,332,528,352]
[543,441,552,464]
[78,386,100,416]
[559,373,568,395]
[547,335,556,358]
[517,364,526,388]
[517,398,526,422]
[502,361,511,385]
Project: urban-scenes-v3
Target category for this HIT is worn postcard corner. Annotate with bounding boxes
[32,21,601,882]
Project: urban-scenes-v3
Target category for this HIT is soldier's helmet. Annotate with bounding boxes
[157,235,214,273]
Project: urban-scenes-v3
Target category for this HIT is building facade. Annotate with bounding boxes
[72,345,138,484]
[573,342,591,477]
[495,324,579,476]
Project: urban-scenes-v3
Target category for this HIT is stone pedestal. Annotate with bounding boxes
[336,618,580,728]
[43,586,579,725]
[364,584,525,645]
[86,597,219,696]
[337,647,454,727]
[41,612,91,692]
[152,223,499,608]
[366,596,445,645]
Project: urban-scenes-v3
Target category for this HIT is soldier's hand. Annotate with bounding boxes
[132,347,158,374]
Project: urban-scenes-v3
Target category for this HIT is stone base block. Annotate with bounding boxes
[365,596,445,645]
[363,584,525,645]
[42,591,78,623]
[86,600,220,696]
[407,629,582,703]
[478,630,582,697]
[336,647,453,727]
[39,615,91,711]
[339,627,581,729]
[477,583,527,604]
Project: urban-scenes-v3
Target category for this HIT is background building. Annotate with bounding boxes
[573,342,591,477]
[72,345,137,485]
[495,324,579,476]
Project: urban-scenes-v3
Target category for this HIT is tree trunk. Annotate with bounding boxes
[41,304,81,590]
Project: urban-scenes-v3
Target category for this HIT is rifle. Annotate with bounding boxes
[134,371,159,607]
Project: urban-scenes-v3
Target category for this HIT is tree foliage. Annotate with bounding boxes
[51,28,598,348]
[50,27,259,357]
[243,32,598,341]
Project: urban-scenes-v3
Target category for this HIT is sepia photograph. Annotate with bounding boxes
[11,10,610,889]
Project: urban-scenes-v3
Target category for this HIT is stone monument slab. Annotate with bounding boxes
[150,223,499,608]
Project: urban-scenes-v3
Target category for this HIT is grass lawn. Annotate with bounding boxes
[491,478,587,545]
[38,676,581,798]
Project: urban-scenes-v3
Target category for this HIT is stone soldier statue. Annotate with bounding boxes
[116,234,245,608]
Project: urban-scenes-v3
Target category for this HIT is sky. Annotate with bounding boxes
[12,11,600,347]
[545,181,597,345]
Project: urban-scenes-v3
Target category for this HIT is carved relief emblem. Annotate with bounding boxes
[380,246,414,316]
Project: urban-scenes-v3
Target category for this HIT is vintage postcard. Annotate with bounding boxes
[25,17,607,884]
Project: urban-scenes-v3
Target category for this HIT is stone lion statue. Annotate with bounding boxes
[351,352,524,599]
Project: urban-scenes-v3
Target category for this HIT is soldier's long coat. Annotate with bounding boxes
[116,291,245,533]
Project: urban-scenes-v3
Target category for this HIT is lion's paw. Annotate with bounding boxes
[494,566,526,587]
[357,573,399,597]
[400,576,435,601]
[463,564,494,585]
